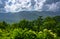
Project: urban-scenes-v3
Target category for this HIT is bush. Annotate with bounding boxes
[9,29,57,39]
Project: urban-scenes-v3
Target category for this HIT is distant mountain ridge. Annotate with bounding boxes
[0,11,60,23]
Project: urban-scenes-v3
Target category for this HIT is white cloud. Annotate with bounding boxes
[46,2,60,11]
[4,0,47,12]
[4,0,31,12]
[34,0,46,10]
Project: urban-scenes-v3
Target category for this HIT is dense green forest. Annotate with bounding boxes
[0,16,60,39]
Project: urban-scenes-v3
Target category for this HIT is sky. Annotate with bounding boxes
[0,0,60,13]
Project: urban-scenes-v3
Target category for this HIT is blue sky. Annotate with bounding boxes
[0,0,60,12]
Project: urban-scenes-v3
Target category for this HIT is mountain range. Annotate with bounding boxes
[0,11,60,23]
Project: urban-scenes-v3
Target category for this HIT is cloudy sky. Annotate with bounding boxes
[0,0,60,12]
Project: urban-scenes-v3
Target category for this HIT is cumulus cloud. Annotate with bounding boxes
[46,2,60,11]
[4,0,46,12]
[34,0,46,10]
[3,0,60,12]
[4,0,31,12]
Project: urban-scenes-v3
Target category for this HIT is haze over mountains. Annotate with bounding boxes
[0,0,60,23]
[0,11,60,23]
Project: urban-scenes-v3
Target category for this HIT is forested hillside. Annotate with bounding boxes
[0,16,60,39]
[0,11,60,23]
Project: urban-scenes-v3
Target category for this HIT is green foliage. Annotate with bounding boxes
[18,19,30,29]
[37,29,57,39]
[0,28,57,39]
[0,16,60,39]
